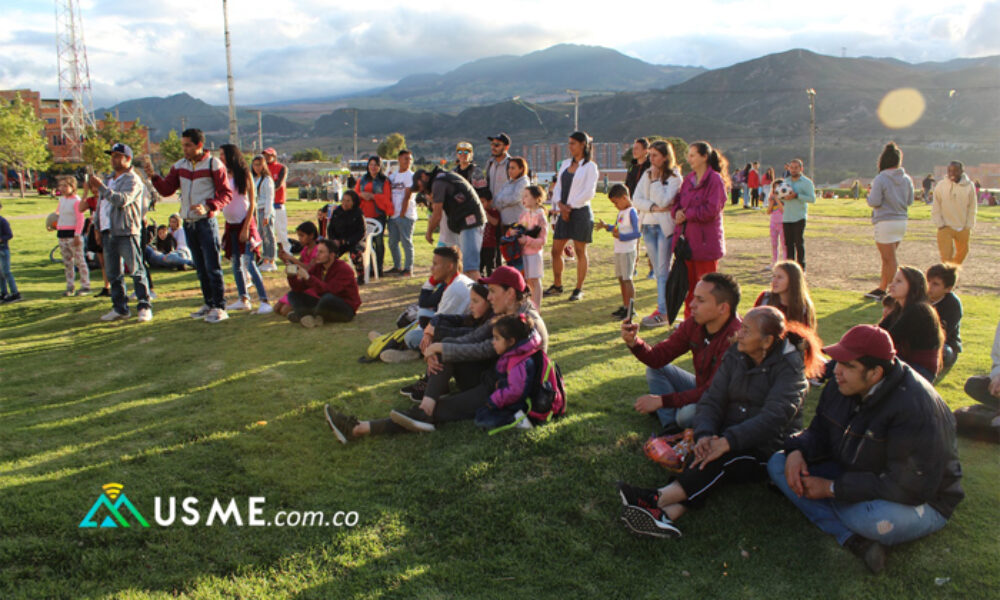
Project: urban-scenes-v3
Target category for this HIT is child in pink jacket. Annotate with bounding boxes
[767,180,787,267]
[53,176,90,296]
[517,185,548,310]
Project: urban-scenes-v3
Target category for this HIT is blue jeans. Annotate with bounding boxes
[184,218,226,309]
[767,452,948,546]
[387,216,415,271]
[104,234,150,315]
[642,225,672,314]
[144,246,194,269]
[258,208,276,261]
[646,364,698,428]
[231,237,268,303]
[742,184,751,207]
[404,324,426,350]
[0,247,17,295]
[458,226,484,273]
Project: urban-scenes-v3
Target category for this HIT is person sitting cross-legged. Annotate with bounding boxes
[279,239,361,327]
[767,325,964,574]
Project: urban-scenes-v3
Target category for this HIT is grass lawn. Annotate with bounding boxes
[1,189,997,599]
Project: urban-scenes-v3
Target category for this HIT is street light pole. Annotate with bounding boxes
[255,110,263,152]
[352,109,358,160]
[806,88,816,181]
[566,89,580,131]
[222,0,239,145]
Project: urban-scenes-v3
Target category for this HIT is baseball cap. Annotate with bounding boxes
[479,265,525,293]
[487,133,511,146]
[410,169,428,192]
[262,147,277,155]
[822,325,896,362]
[104,142,133,158]
[456,141,473,152]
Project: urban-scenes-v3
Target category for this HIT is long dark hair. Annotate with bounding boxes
[878,142,902,172]
[891,266,929,312]
[569,131,592,165]
[691,141,730,188]
[364,156,388,182]
[748,306,825,379]
[648,140,678,185]
[770,260,817,330]
[220,144,250,196]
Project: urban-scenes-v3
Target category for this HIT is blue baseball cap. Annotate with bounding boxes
[105,142,133,158]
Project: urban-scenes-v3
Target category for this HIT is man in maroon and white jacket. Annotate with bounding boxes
[144,128,232,323]
[621,272,743,430]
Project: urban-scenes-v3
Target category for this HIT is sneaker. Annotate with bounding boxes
[259,262,278,273]
[384,267,401,275]
[3,292,21,304]
[255,302,274,315]
[99,309,129,322]
[844,535,887,574]
[148,290,158,300]
[381,349,420,363]
[568,288,583,301]
[205,308,229,323]
[512,410,532,430]
[640,311,667,327]
[96,288,111,297]
[226,298,251,311]
[287,311,301,323]
[368,330,382,342]
[616,481,660,510]
[389,406,436,433]
[864,288,886,300]
[646,270,655,280]
[63,290,75,297]
[324,404,359,444]
[400,270,413,277]
[611,306,627,319]
[620,505,682,539]
[137,307,153,323]
[400,378,427,399]
[300,314,324,328]
[75,288,91,296]
[190,304,211,319]
[542,285,563,297]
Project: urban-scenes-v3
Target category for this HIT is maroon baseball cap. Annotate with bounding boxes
[479,266,525,292]
[823,325,896,362]
[262,147,277,155]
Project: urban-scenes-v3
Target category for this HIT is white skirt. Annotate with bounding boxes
[874,219,907,244]
[523,252,543,279]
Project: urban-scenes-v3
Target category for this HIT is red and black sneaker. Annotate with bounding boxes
[620,505,682,539]
[616,481,659,510]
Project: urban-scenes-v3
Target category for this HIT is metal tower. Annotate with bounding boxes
[54,0,96,163]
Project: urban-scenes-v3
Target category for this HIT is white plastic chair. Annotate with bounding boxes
[362,217,383,284]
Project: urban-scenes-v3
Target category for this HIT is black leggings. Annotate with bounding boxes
[368,382,492,435]
[676,451,768,509]
[782,219,806,271]
[480,246,501,277]
[287,291,355,322]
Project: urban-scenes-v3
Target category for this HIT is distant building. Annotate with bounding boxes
[0,88,149,163]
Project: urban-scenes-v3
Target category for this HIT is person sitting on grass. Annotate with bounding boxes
[754,260,817,330]
[278,239,360,327]
[595,184,641,321]
[926,263,962,373]
[617,305,823,539]
[472,313,544,432]
[145,224,194,269]
[273,221,321,317]
[878,266,944,381]
[767,325,964,574]
[621,272,743,432]
[959,320,1000,442]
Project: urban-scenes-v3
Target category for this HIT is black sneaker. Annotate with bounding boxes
[399,377,428,398]
[384,267,401,275]
[864,288,886,300]
[96,288,111,297]
[542,285,563,297]
[324,404,359,444]
[616,481,659,510]
[3,292,22,304]
[389,406,435,432]
[844,535,887,574]
[568,288,583,301]
[620,505,682,539]
[611,306,627,319]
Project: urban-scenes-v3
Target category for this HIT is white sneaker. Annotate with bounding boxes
[259,262,277,272]
[513,410,533,430]
[255,302,274,315]
[300,314,324,328]
[137,308,153,323]
[205,308,229,323]
[190,305,211,319]
[226,298,251,311]
[99,309,129,322]
[368,330,382,342]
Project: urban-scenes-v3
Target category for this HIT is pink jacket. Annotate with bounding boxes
[517,208,548,256]
[672,169,727,262]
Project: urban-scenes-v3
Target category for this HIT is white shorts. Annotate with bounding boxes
[874,219,907,244]
[523,253,543,279]
[614,251,637,280]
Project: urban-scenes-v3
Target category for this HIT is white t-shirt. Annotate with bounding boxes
[171,226,189,252]
[438,273,473,316]
[389,170,417,220]
[222,176,250,224]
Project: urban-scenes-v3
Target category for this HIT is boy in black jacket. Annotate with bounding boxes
[927,263,962,371]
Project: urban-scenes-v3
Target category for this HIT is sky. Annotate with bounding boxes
[1,0,998,108]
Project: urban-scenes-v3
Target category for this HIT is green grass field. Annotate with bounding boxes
[1,190,997,599]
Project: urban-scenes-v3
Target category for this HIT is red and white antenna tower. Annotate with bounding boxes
[54,0,96,163]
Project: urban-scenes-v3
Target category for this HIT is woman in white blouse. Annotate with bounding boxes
[632,140,681,327]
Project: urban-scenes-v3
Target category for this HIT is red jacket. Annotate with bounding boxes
[355,175,394,219]
[747,169,760,188]
[629,314,742,408]
[287,257,362,312]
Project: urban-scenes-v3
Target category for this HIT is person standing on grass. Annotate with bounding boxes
[386,150,416,276]
[766,178,786,267]
[747,162,761,209]
[768,325,963,574]
[90,143,152,323]
[546,131,599,302]
[932,161,977,265]
[219,144,271,315]
[355,155,395,278]
[262,148,291,255]
[252,155,277,272]
[673,141,729,319]
[412,163,486,280]
[494,156,529,250]
[517,185,548,310]
[922,173,935,203]
[633,140,681,327]
[279,239,360,327]
[146,129,232,323]
[621,273,743,432]
[596,184,641,320]
[625,138,651,197]
[485,133,512,207]
[53,176,90,296]
[0,201,20,304]
[618,306,822,539]
[864,142,913,300]
[781,158,815,272]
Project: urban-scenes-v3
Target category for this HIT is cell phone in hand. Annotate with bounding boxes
[625,298,635,323]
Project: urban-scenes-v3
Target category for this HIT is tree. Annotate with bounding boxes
[621,136,690,174]
[376,133,406,160]
[157,129,184,171]
[0,93,50,198]
[83,112,148,174]
[291,148,329,162]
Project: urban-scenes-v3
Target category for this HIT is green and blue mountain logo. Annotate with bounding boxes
[79,483,150,528]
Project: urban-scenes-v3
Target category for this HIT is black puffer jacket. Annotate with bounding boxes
[693,340,808,460]
[785,359,964,518]
[327,204,365,248]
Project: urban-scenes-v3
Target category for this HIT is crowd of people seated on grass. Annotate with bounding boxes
[4,127,996,577]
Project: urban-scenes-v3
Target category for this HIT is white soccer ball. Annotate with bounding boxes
[774,182,795,201]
